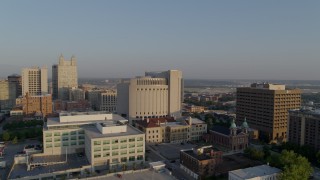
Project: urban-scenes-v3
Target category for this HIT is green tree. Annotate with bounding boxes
[2,131,10,141]
[279,150,313,180]
[12,136,18,144]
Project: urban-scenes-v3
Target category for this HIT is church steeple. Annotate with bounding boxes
[230,118,237,136]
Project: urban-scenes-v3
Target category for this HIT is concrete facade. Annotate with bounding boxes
[117,70,183,124]
[0,80,16,110]
[236,83,301,142]
[43,112,145,168]
[7,74,22,98]
[52,55,78,100]
[99,90,117,112]
[21,67,48,96]
[288,109,320,151]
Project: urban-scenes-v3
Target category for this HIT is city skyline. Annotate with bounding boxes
[1,1,320,80]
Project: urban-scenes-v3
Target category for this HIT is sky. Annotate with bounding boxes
[0,1,320,80]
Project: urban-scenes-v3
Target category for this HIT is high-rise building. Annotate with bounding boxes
[288,109,320,151]
[236,83,301,142]
[99,90,117,112]
[21,67,48,96]
[117,70,183,124]
[0,80,16,110]
[52,55,78,100]
[69,87,85,101]
[7,74,22,98]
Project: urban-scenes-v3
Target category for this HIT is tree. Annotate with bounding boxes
[2,131,10,141]
[12,136,18,144]
[279,150,313,180]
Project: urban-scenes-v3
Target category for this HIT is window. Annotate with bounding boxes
[46,144,52,148]
[137,155,143,160]
[63,142,68,147]
[112,151,119,156]
[112,158,119,163]
[70,131,76,135]
[129,138,135,142]
[45,133,52,137]
[62,132,69,136]
[103,146,110,151]
[46,138,52,142]
[103,153,110,157]
[103,140,110,144]
[120,139,127,143]
[129,156,135,161]
[54,143,60,147]
[94,154,101,158]
[54,132,60,136]
[62,137,69,141]
[129,149,135,154]
[94,141,101,145]
[79,141,85,145]
[70,136,77,140]
[70,141,77,146]
[121,157,127,162]
[112,139,119,144]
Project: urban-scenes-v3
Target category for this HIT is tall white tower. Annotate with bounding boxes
[52,54,78,100]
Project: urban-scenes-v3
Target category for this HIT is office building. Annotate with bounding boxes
[117,70,183,124]
[16,94,52,117]
[52,55,78,100]
[180,146,223,180]
[98,90,117,112]
[8,74,22,98]
[0,80,16,110]
[288,109,320,151]
[228,165,281,180]
[236,83,301,142]
[53,100,90,112]
[21,66,48,96]
[43,112,145,167]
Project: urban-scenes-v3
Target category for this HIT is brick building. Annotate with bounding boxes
[180,146,223,179]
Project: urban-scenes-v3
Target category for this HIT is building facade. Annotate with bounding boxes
[52,55,78,100]
[21,67,48,96]
[288,109,320,151]
[117,70,183,124]
[43,112,145,167]
[98,90,117,112]
[0,80,16,110]
[16,94,52,117]
[180,146,223,180]
[8,74,22,98]
[69,87,85,101]
[206,119,249,152]
[135,116,207,143]
[236,83,301,142]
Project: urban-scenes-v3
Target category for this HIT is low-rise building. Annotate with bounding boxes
[186,105,205,113]
[135,116,207,143]
[16,93,52,117]
[8,112,146,180]
[228,165,281,180]
[206,119,249,152]
[180,146,223,180]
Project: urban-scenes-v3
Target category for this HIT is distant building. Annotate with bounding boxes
[22,66,48,96]
[206,119,249,152]
[16,93,52,117]
[7,74,22,98]
[0,80,16,110]
[98,90,117,112]
[69,87,85,101]
[52,55,78,100]
[135,116,207,143]
[288,109,320,151]
[117,70,183,124]
[53,100,90,112]
[180,146,223,180]
[228,165,281,180]
[236,83,301,142]
[186,105,205,113]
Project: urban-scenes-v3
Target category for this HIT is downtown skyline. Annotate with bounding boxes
[1,1,320,80]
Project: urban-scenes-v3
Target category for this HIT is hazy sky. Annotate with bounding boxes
[1,1,319,80]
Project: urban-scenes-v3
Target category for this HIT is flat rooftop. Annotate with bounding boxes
[230,165,281,179]
[85,125,144,139]
[46,113,126,127]
[183,149,217,161]
[9,154,90,179]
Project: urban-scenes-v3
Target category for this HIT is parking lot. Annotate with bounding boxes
[0,139,41,180]
[150,143,197,160]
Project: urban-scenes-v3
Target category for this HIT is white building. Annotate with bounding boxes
[52,55,78,100]
[21,66,48,96]
[117,70,183,124]
[228,165,281,180]
[44,112,145,167]
[98,90,117,112]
